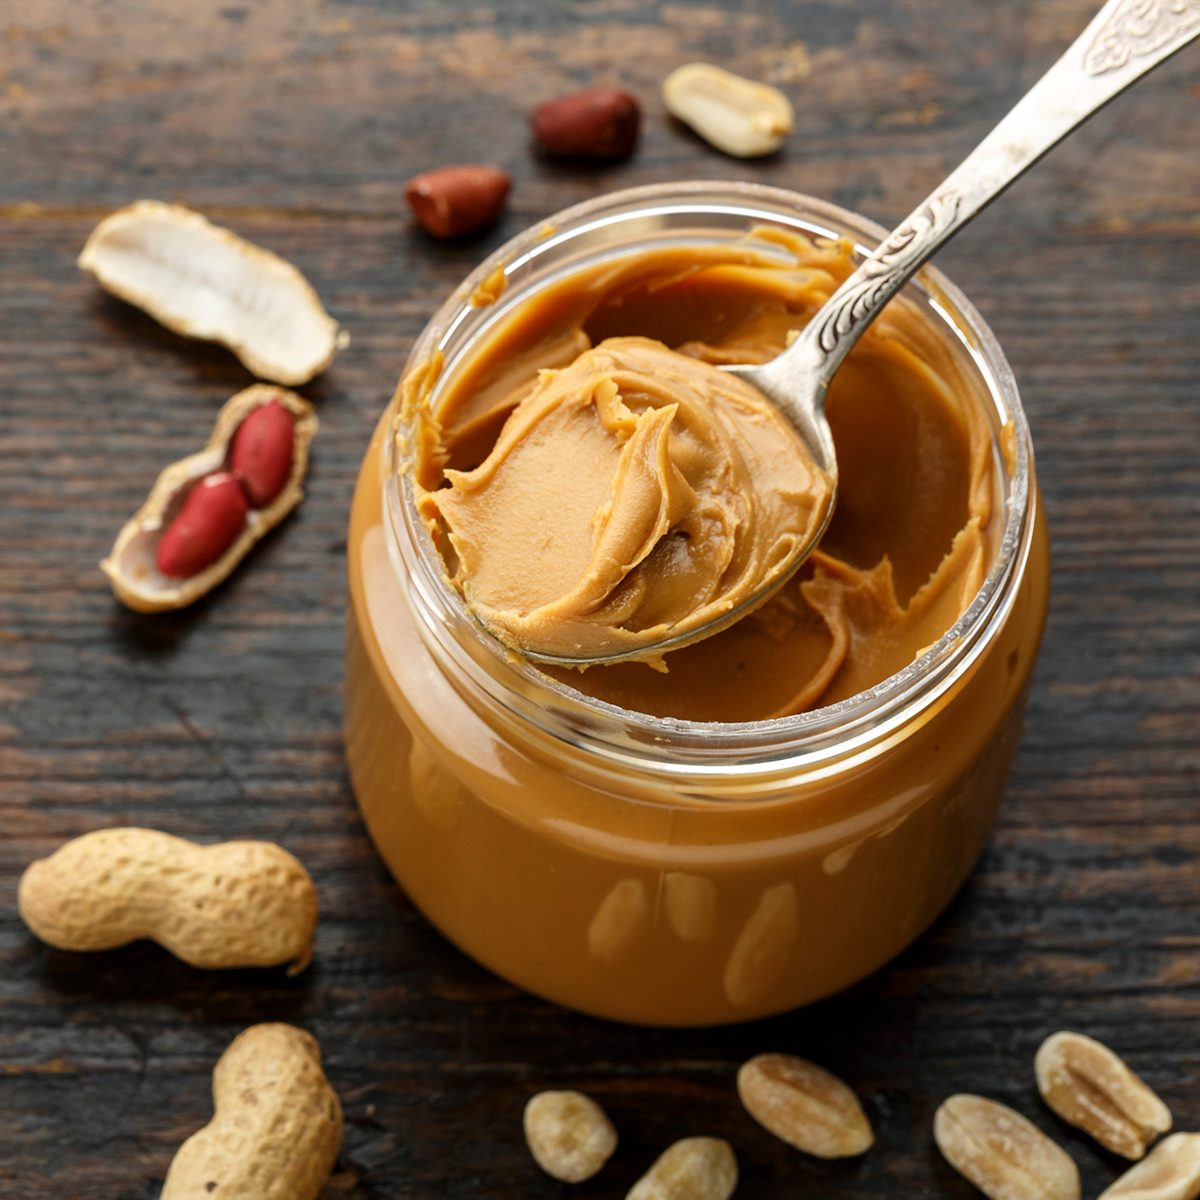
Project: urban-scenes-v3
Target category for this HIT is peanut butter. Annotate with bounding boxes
[420,337,831,661]
[404,231,996,721]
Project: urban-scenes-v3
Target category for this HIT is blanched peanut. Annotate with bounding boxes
[1035,1031,1171,1159]
[934,1094,1080,1200]
[626,1137,737,1200]
[737,1053,873,1158]
[662,63,793,157]
[1099,1133,1200,1200]
[524,1090,617,1182]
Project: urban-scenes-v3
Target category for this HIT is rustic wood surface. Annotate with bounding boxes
[1,1,1197,1196]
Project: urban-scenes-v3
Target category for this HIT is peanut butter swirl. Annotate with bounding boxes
[423,337,831,660]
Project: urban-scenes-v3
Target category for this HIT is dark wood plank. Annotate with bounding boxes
[1,1,1197,1196]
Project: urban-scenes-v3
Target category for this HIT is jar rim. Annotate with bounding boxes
[384,181,1034,777]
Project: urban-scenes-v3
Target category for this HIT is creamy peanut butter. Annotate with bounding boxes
[404,231,996,720]
[422,337,831,660]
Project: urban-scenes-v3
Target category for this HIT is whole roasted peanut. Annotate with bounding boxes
[1099,1133,1200,1200]
[934,1094,1080,1200]
[626,1137,737,1200]
[102,384,317,612]
[737,1053,873,1158]
[524,1090,617,1183]
[405,165,511,239]
[1036,1031,1172,1159]
[156,472,250,578]
[18,828,318,974]
[161,1023,342,1200]
[662,62,793,157]
[532,86,642,160]
[229,397,296,507]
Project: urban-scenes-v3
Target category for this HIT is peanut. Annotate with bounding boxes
[1036,1031,1172,1159]
[229,397,296,507]
[737,1053,873,1158]
[156,471,250,578]
[102,384,317,611]
[662,62,793,158]
[18,828,318,974]
[523,1090,617,1183]
[934,1094,1080,1200]
[532,86,641,160]
[626,1137,737,1200]
[405,164,511,239]
[161,1023,342,1200]
[1099,1133,1200,1200]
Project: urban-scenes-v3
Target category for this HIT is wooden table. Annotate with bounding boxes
[2,2,1197,1196]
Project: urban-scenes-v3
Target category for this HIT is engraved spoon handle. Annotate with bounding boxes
[767,0,1200,394]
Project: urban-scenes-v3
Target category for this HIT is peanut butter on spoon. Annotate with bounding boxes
[424,337,832,664]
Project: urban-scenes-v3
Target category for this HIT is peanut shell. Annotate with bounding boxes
[101,384,317,612]
[934,1094,1080,1200]
[737,1053,873,1158]
[18,827,318,974]
[161,1024,342,1200]
[1036,1031,1172,1159]
[79,200,347,385]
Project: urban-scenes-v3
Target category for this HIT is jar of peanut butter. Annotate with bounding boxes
[345,182,1050,1026]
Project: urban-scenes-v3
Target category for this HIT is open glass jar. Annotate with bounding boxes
[345,182,1049,1026]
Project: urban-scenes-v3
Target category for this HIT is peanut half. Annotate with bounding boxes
[161,1024,342,1200]
[662,62,793,157]
[626,1137,737,1200]
[1099,1133,1200,1200]
[934,1094,1080,1200]
[79,200,346,386]
[1036,1031,1172,1159]
[532,86,642,161]
[523,1090,617,1183]
[18,828,318,974]
[102,385,317,612]
[737,1053,873,1158]
[404,165,511,240]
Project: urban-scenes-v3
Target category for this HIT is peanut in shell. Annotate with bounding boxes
[101,384,316,612]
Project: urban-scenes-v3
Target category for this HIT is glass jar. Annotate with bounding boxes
[345,182,1050,1026]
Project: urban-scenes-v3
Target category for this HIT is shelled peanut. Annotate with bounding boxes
[101,384,317,611]
[737,1053,873,1159]
[524,1090,618,1182]
[161,1024,342,1200]
[1036,1031,1172,1160]
[18,828,318,974]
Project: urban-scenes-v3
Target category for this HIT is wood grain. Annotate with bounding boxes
[1,1,1197,1196]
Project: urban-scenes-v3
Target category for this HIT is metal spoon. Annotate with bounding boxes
[531,0,1198,668]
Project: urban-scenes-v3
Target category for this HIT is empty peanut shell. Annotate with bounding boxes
[79,200,347,385]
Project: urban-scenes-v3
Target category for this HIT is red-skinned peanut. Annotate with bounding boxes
[229,398,296,507]
[404,165,511,240]
[156,473,250,579]
[532,87,641,160]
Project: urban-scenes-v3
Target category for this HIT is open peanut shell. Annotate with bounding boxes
[102,385,317,613]
[79,200,348,385]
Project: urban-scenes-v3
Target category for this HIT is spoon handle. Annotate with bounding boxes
[778,0,1200,391]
